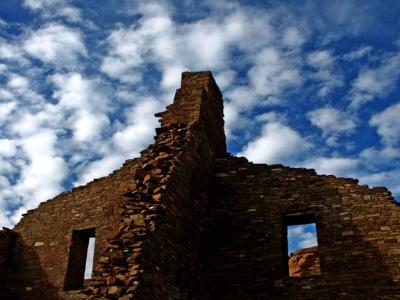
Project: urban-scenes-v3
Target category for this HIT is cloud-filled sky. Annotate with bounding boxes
[288,224,318,254]
[1,0,400,234]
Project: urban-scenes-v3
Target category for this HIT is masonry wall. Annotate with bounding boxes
[83,71,226,299]
[0,228,17,299]
[5,158,140,299]
[4,71,400,300]
[4,71,226,300]
[209,156,400,299]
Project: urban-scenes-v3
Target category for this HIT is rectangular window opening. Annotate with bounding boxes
[284,213,321,277]
[64,228,96,291]
[84,237,96,279]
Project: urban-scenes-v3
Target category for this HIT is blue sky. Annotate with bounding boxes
[288,224,317,254]
[0,0,400,253]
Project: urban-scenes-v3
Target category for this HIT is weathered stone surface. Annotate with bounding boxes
[2,71,400,299]
[0,228,17,299]
[288,246,320,277]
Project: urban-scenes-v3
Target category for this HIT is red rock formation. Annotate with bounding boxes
[289,246,321,277]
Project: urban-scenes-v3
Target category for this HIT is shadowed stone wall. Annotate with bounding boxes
[3,71,400,300]
[209,156,400,299]
[6,158,141,299]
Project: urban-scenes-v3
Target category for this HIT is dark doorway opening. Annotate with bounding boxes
[64,228,95,290]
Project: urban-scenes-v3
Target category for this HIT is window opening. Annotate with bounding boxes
[284,213,321,277]
[84,237,96,279]
[64,228,96,290]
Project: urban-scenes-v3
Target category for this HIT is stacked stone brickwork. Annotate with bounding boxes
[0,228,17,299]
[209,156,400,299]
[82,72,226,299]
[2,71,400,299]
[6,158,141,299]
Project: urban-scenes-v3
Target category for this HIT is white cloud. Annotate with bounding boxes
[288,224,318,252]
[282,27,305,48]
[73,93,162,186]
[307,50,342,97]
[249,47,302,97]
[23,23,87,66]
[308,107,357,146]
[70,110,109,142]
[307,50,334,68]
[0,42,25,62]
[75,154,124,186]
[350,53,400,107]
[112,97,160,155]
[357,169,400,199]
[303,157,359,177]
[238,121,310,164]
[100,26,147,83]
[7,74,29,90]
[51,72,110,142]
[14,130,68,211]
[56,6,82,22]
[360,147,400,168]
[23,0,61,10]
[370,102,400,147]
[0,19,7,28]
[343,45,372,61]
[0,139,18,157]
[0,102,17,125]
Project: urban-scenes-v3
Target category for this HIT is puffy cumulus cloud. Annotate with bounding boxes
[343,45,372,61]
[0,139,18,157]
[282,27,305,48]
[307,50,335,68]
[1,0,399,228]
[23,0,82,23]
[238,121,311,165]
[23,0,62,10]
[0,41,25,63]
[350,53,400,107]
[370,102,400,147]
[307,106,357,146]
[75,154,125,186]
[112,97,160,155]
[23,23,87,66]
[288,224,318,253]
[360,147,400,170]
[99,1,306,144]
[358,170,400,197]
[11,130,68,217]
[0,102,17,126]
[51,72,110,142]
[248,47,302,99]
[302,157,359,177]
[100,1,279,92]
[100,26,149,83]
[7,74,29,90]
[306,50,343,97]
[73,94,163,186]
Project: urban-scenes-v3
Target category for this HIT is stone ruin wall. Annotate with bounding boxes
[0,71,227,300]
[209,156,400,299]
[4,157,141,299]
[1,71,400,299]
[0,228,17,299]
[81,71,226,299]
